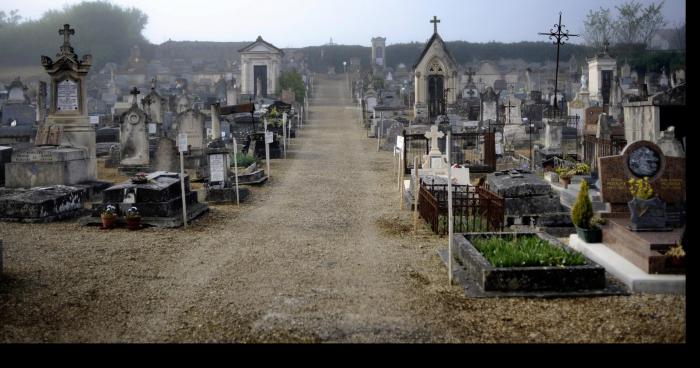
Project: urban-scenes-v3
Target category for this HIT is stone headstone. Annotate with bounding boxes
[544,119,566,150]
[153,137,178,172]
[656,126,684,158]
[41,24,96,180]
[599,140,685,214]
[174,109,206,151]
[119,102,149,169]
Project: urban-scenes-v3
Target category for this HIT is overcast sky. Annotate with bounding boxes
[4,0,686,47]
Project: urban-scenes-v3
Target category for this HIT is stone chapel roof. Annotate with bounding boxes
[238,36,285,56]
[413,32,457,70]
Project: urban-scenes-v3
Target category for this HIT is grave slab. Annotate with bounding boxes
[568,234,685,294]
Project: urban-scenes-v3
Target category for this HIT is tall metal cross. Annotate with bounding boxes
[538,12,578,110]
[59,24,74,45]
[431,16,441,34]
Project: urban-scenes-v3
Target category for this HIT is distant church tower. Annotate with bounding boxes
[371,37,386,68]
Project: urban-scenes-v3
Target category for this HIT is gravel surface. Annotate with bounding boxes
[0,76,685,343]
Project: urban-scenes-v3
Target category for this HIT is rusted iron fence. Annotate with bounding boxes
[417,179,505,235]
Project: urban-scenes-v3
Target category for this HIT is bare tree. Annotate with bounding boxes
[583,7,614,49]
[583,1,666,48]
[0,9,22,28]
[613,1,666,45]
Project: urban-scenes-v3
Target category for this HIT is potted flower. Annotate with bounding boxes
[125,206,142,231]
[101,205,118,229]
[627,177,667,231]
[571,180,602,243]
[666,243,685,269]
[556,166,573,188]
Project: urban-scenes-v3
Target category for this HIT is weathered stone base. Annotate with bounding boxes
[0,185,90,222]
[234,170,268,185]
[206,187,250,204]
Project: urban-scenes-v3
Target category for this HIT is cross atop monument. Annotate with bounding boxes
[425,125,445,154]
[59,24,74,46]
[130,87,140,105]
[430,16,441,34]
[465,67,475,82]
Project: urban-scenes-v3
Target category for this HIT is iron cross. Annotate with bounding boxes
[538,12,578,110]
[503,100,516,125]
[59,24,75,45]
[431,16,440,34]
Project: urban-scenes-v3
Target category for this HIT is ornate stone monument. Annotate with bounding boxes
[40,24,96,180]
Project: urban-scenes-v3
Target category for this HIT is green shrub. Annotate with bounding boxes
[231,152,256,168]
[472,235,587,267]
[572,180,594,229]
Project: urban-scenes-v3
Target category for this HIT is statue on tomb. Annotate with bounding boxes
[580,67,588,91]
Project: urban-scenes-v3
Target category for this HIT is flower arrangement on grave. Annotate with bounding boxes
[628,177,654,200]
[666,242,685,269]
[555,166,575,188]
[131,172,148,184]
[100,204,118,229]
[626,177,667,231]
[571,181,602,243]
[125,206,142,231]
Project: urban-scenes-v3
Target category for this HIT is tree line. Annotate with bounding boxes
[0,2,149,68]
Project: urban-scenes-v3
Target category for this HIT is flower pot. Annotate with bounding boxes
[126,216,142,231]
[576,226,602,243]
[559,177,571,189]
[628,197,667,231]
[101,214,117,229]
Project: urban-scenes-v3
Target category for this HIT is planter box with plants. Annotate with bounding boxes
[571,180,604,243]
[453,232,606,292]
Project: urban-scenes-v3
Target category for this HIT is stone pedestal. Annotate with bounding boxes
[544,119,566,150]
[5,146,90,188]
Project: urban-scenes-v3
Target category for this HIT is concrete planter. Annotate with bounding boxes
[454,232,606,292]
[576,226,602,243]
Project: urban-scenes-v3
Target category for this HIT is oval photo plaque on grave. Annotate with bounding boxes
[56,79,79,111]
[627,145,661,178]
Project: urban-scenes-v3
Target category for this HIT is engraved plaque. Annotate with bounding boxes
[209,154,225,183]
[56,79,79,111]
[627,146,661,178]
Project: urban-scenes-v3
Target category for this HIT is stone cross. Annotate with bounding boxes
[425,125,444,154]
[431,16,440,34]
[59,24,74,45]
[130,87,140,105]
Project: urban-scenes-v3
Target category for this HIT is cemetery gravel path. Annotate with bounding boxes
[0,75,685,343]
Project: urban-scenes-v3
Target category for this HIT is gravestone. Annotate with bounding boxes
[118,88,149,175]
[420,125,448,175]
[599,140,685,218]
[487,169,572,233]
[142,78,166,137]
[153,137,179,172]
[480,87,499,122]
[40,24,96,180]
[656,126,684,158]
[80,171,209,228]
[173,108,208,180]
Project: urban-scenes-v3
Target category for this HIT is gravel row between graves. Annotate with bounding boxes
[0,75,685,343]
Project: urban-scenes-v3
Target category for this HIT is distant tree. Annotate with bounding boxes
[613,0,666,45]
[0,2,148,68]
[0,9,22,28]
[278,69,306,103]
[583,1,666,49]
[583,7,614,49]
